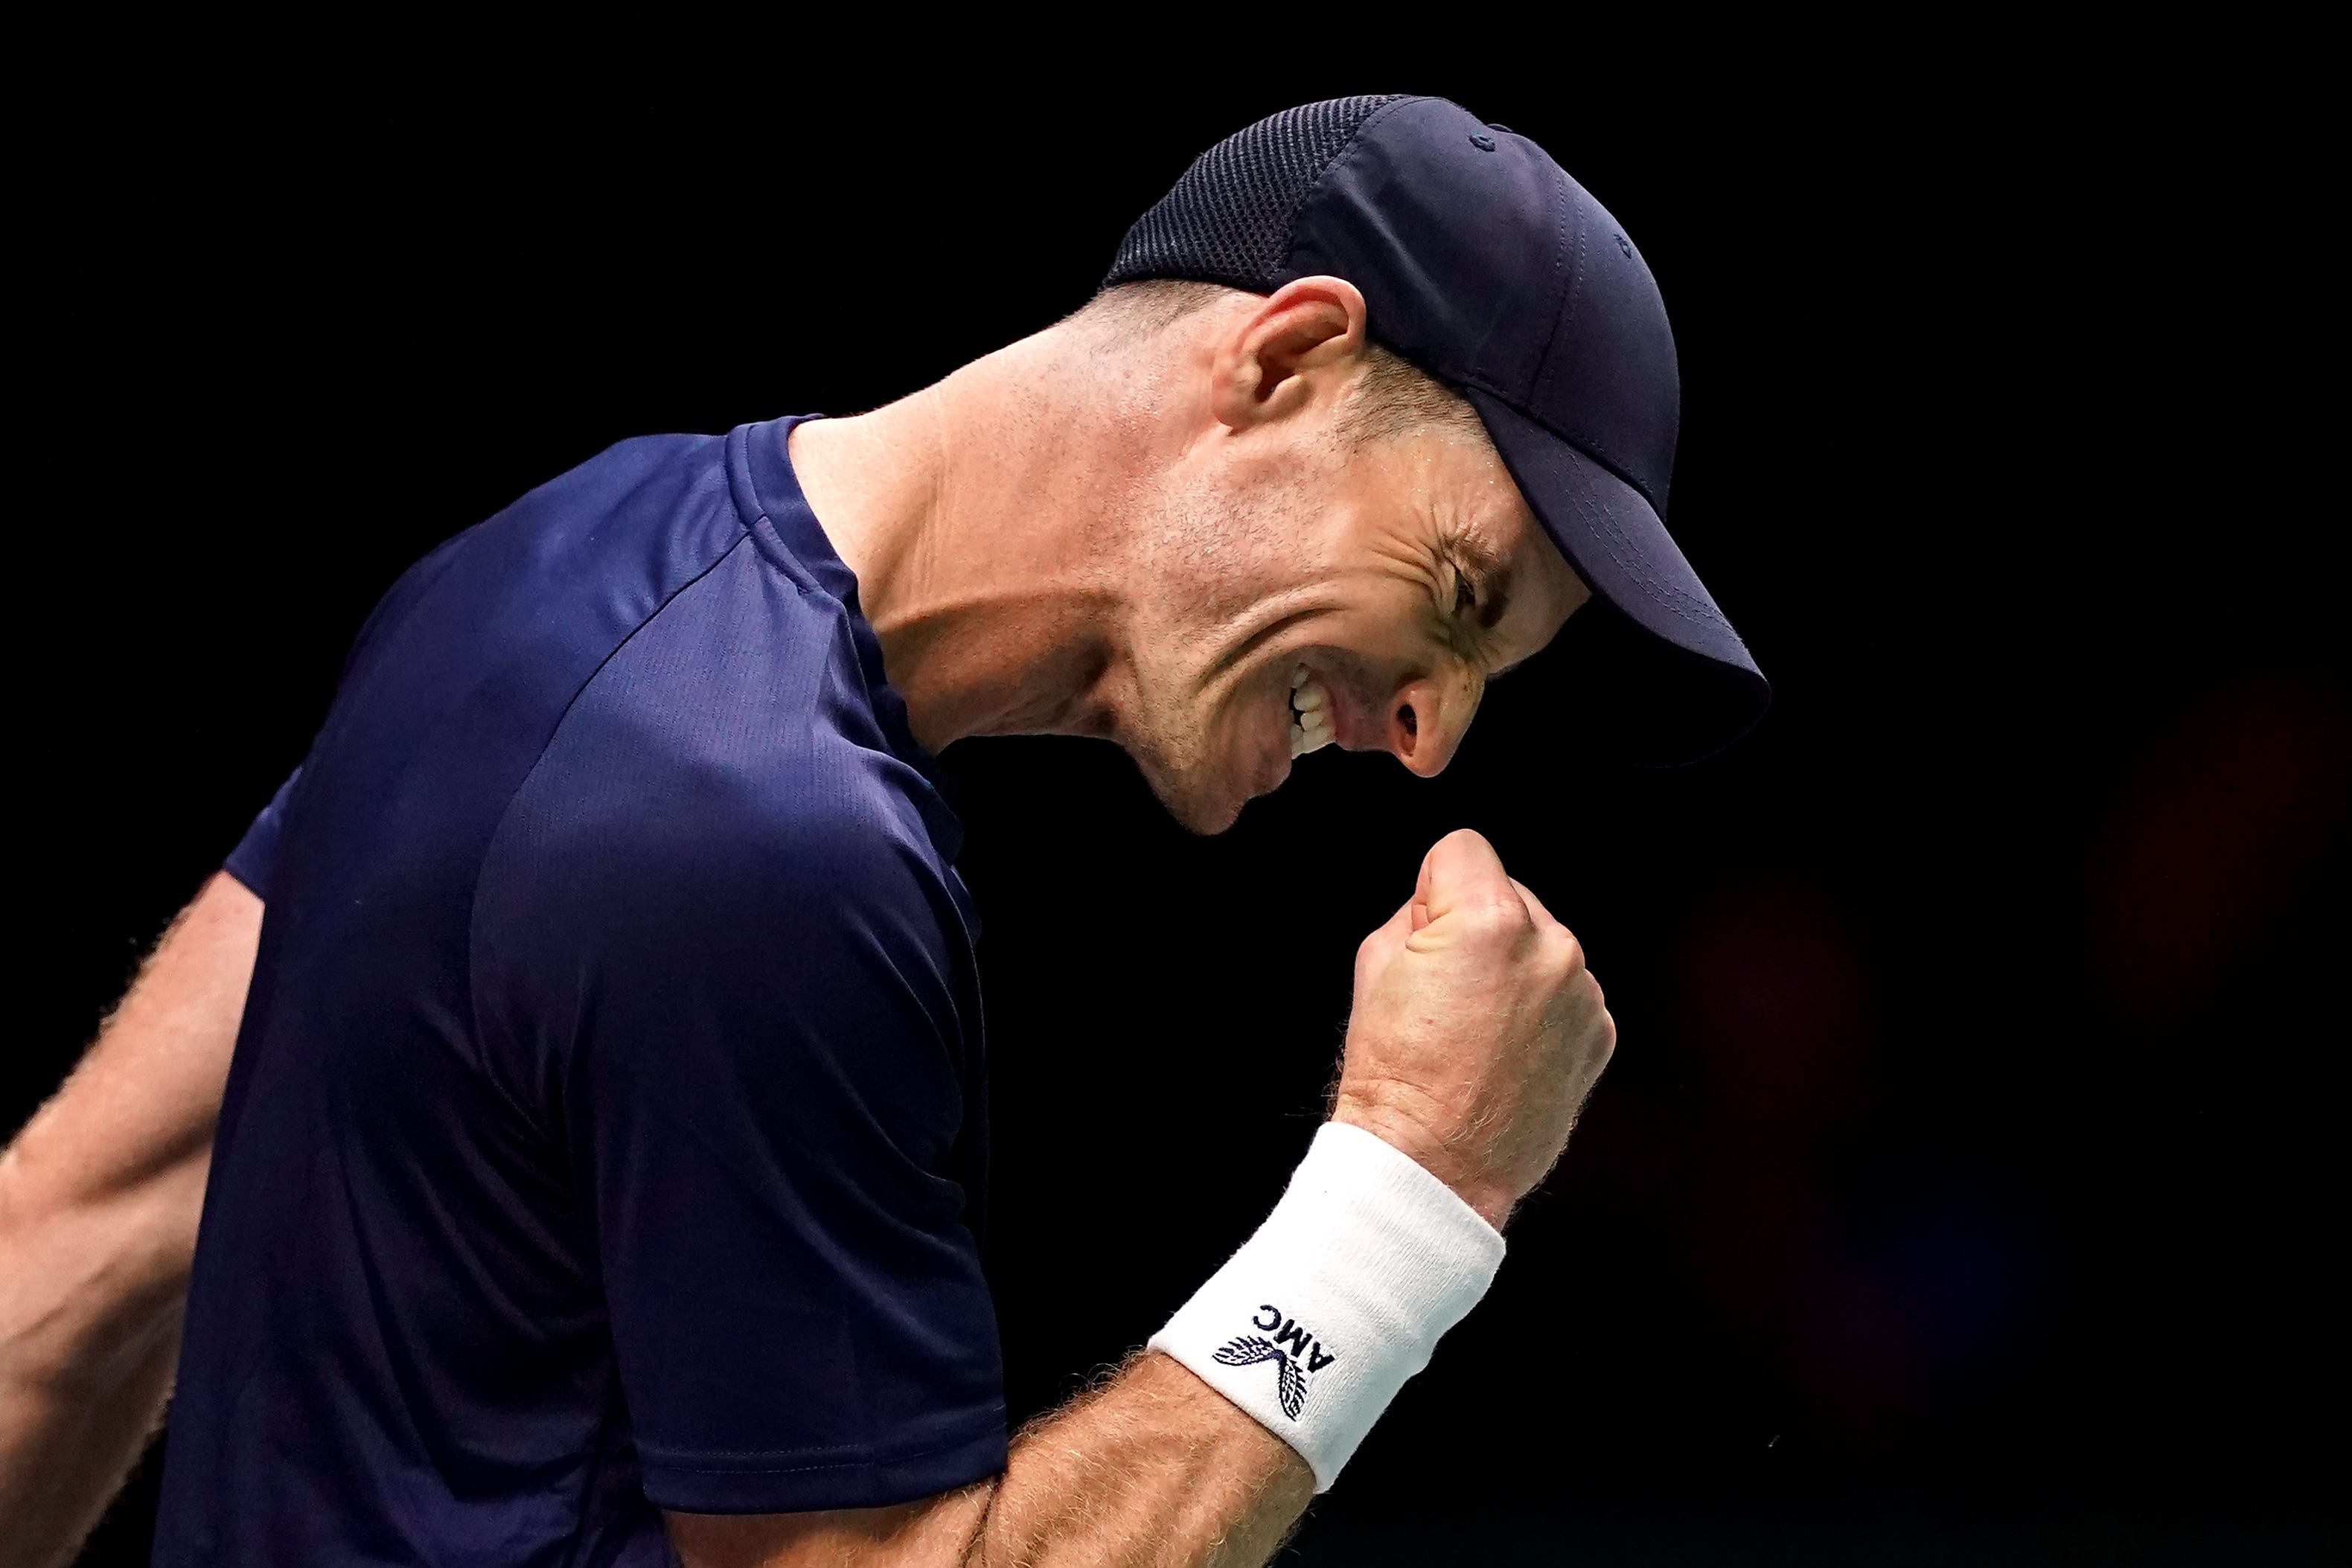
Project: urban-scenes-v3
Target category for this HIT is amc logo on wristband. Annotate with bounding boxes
[1212,1305,1339,1419]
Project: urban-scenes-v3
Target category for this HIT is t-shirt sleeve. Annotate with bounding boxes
[222,767,303,897]
[471,755,1005,1514]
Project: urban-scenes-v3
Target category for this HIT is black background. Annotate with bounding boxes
[16,39,2345,1567]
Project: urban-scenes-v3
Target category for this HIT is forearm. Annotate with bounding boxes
[677,1121,1512,1568]
[0,1275,185,1568]
[0,1136,205,1568]
[972,1351,1312,1565]
[671,1351,1313,1568]
[0,872,259,1568]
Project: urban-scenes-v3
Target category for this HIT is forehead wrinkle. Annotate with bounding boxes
[1366,499,1448,585]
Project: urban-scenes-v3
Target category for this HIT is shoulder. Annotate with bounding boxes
[487,707,942,947]
[476,570,954,967]
[471,714,973,1099]
[470,650,975,1101]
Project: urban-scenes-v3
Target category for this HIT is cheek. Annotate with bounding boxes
[1196,460,1325,566]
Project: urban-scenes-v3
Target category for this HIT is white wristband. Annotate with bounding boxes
[1148,1121,1506,1491]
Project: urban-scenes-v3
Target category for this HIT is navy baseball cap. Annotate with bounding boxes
[1105,95,1768,763]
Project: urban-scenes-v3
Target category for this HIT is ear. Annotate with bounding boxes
[1207,275,1370,433]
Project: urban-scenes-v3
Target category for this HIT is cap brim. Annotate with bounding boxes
[1465,389,1771,765]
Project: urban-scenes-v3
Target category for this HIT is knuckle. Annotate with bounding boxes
[1553,932,1588,978]
[1464,899,1527,940]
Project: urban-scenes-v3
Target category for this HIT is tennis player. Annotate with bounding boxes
[0,96,1765,1567]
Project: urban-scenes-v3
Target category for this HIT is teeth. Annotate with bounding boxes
[1288,664,1337,756]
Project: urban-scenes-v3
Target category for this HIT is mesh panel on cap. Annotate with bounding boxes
[1103,95,1412,292]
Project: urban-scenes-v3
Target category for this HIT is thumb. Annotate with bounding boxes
[1414,828,1516,924]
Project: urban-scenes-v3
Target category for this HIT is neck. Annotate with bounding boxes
[787,327,1157,755]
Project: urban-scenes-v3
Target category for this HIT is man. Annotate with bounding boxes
[0,95,1764,1567]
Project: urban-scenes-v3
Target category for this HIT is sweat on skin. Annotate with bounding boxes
[790,274,1591,833]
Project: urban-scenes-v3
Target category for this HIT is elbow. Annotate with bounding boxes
[0,1152,207,1398]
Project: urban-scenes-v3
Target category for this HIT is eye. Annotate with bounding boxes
[1452,568,1477,618]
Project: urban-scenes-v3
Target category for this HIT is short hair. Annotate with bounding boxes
[1076,280,1487,450]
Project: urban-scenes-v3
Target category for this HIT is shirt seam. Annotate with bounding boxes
[463,523,758,1127]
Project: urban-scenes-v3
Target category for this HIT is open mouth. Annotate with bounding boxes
[1288,663,1337,758]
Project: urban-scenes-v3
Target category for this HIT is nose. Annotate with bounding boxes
[1386,674,1477,778]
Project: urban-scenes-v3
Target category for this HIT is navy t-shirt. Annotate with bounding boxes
[153,418,1004,1567]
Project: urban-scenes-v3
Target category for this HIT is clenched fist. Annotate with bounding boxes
[1332,829,1615,1229]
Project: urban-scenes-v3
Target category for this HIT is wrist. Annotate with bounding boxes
[1329,1093,1515,1231]
[1148,1121,1505,1491]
